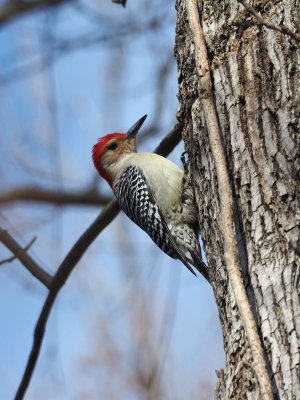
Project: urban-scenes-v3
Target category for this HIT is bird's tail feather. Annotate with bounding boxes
[190,253,210,283]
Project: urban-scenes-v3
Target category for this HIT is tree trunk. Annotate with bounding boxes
[174,1,299,399]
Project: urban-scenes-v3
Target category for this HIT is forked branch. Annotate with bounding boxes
[0,228,52,288]
[0,235,36,265]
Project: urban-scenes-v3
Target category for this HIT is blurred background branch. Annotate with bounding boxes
[0,228,52,287]
[0,233,36,265]
[0,186,111,207]
[0,0,70,26]
[111,0,127,8]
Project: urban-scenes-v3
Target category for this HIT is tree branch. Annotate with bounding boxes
[238,0,300,42]
[14,121,183,400]
[0,0,70,26]
[0,186,111,207]
[186,1,272,399]
[0,228,52,288]
[0,235,36,265]
[112,0,127,7]
[14,198,120,400]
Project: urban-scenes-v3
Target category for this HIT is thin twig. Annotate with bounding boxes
[0,235,36,265]
[0,228,52,288]
[238,0,300,42]
[0,186,111,207]
[14,122,183,400]
[186,0,272,399]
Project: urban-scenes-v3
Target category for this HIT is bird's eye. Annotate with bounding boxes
[107,142,118,151]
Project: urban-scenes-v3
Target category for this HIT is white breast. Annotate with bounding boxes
[112,152,184,213]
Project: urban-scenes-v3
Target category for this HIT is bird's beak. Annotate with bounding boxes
[124,114,147,141]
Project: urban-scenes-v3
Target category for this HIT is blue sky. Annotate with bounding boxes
[0,1,224,398]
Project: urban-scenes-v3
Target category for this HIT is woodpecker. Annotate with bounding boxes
[92,115,210,281]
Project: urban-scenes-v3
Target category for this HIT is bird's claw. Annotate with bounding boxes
[180,151,189,176]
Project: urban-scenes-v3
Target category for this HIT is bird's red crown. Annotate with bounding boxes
[92,133,126,179]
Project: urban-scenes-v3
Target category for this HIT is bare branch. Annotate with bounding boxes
[14,122,183,400]
[14,198,120,400]
[238,0,300,42]
[0,228,52,288]
[112,0,127,7]
[0,235,36,265]
[0,0,70,26]
[186,1,272,398]
[0,186,111,207]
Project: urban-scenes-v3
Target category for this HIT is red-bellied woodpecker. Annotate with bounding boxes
[92,115,210,281]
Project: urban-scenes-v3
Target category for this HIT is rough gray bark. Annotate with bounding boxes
[175,1,299,399]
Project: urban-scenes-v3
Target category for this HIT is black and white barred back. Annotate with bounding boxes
[113,165,177,258]
[113,165,210,281]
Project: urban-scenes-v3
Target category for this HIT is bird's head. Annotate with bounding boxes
[92,114,147,187]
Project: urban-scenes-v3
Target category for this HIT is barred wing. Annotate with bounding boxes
[113,165,196,275]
